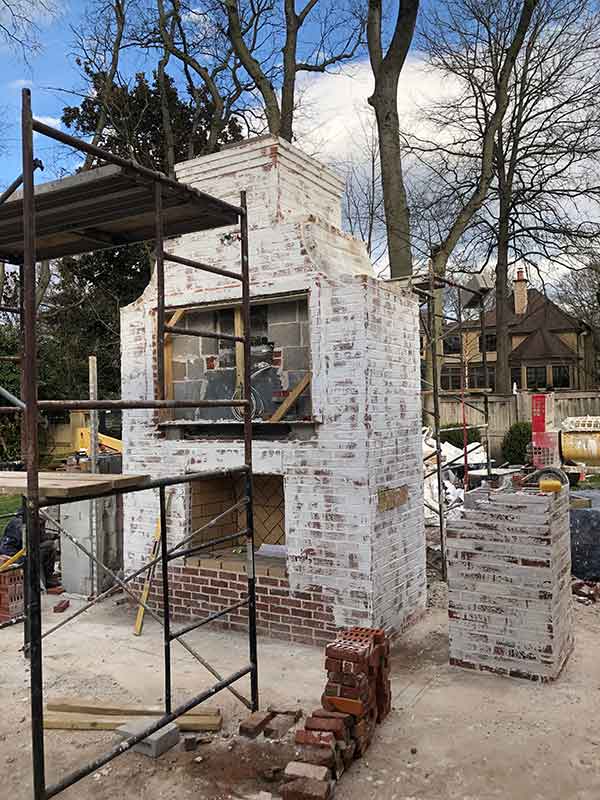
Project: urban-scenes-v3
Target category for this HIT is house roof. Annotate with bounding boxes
[469,288,584,334]
[508,328,578,363]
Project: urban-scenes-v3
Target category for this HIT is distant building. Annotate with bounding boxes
[430,270,597,392]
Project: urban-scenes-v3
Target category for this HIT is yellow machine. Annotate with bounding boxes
[73,426,122,455]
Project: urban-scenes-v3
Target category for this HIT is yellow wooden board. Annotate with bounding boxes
[43,712,222,732]
[46,697,221,720]
[0,471,150,498]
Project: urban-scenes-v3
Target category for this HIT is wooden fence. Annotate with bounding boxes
[437,391,600,460]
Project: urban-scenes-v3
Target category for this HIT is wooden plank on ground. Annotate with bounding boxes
[268,373,311,423]
[43,712,222,732]
[46,698,221,720]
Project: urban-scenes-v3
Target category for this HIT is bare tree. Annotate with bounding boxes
[412,0,600,392]
[71,1,127,170]
[367,0,539,283]
[0,0,59,54]
[222,0,365,141]
[366,0,419,279]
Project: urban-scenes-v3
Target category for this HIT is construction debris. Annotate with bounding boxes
[115,719,180,759]
[239,710,277,739]
[572,578,600,604]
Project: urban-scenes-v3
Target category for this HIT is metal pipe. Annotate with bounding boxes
[0,305,20,314]
[39,499,248,641]
[480,294,493,479]
[39,466,249,508]
[39,509,251,709]
[241,191,259,711]
[155,183,165,403]
[163,251,243,282]
[428,273,447,583]
[0,160,42,206]
[36,399,249,410]
[164,324,245,343]
[22,86,46,800]
[166,528,249,562]
[44,665,253,798]
[30,118,243,217]
[159,486,172,715]
[170,598,249,640]
[0,385,25,409]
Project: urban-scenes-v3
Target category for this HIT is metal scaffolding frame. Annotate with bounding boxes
[0,89,259,799]
[416,270,493,580]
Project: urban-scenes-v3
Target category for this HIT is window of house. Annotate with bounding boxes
[441,366,463,390]
[511,367,521,389]
[443,334,461,355]
[469,364,496,391]
[478,333,497,353]
[526,365,547,389]
[552,365,570,388]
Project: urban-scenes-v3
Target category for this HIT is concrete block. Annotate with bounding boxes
[269,301,299,324]
[283,346,309,371]
[115,719,180,758]
[284,762,331,782]
[269,321,302,347]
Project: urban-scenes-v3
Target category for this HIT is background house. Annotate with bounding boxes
[435,270,598,393]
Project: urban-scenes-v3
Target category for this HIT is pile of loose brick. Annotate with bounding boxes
[283,626,391,800]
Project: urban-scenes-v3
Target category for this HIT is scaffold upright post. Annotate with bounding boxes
[22,86,46,800]
[241,191,259,710]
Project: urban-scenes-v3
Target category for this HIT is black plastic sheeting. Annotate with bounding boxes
[570,508,600,581]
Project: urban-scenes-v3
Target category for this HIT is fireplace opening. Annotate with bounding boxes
[187,474,286,567]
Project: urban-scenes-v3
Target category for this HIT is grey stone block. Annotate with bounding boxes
[116,719,180,758]
[268,301,298,324]
[269,321,302,347]
[283,346,309,371]
[300,322,310,347]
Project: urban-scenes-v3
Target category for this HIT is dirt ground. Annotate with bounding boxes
[2,589,600,800]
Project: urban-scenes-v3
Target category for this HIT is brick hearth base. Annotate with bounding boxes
[137,559,338,647]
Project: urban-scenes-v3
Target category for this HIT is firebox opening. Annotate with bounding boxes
[187,474,286,567]
[167,295,311,424]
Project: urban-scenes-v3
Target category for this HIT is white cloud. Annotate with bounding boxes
[35,116,61,128]
[7,78,33,90]
[294,55,448,162]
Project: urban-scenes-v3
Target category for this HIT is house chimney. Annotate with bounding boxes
[514,268,528,315]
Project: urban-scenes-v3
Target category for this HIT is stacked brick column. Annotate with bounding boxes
[282,628,391,799]
[447,486,573,681]
[0,567,24,622]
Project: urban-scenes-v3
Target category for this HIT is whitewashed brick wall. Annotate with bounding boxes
[447,486,573,680]
[121,135,425,636]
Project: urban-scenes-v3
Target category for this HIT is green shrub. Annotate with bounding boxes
[502,421,532,464]
[439,423,481,450]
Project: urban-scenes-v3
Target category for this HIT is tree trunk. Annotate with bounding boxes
[495,209,511,394]
[368,85,412,278]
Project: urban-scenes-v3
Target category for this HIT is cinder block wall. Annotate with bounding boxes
[447,486,573,681]
[121,136,426,639]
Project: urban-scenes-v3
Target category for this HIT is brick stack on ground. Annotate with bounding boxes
[280,627,391,800]
[0,566,24,623]
[447,485,573,681]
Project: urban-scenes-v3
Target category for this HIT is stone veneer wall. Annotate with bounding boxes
[447,486,573,681]
[121,136,426,641]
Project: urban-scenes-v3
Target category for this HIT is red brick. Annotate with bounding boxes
[321,696,365,717]
[304,716,348,741]
[324,658,341,672]
[284,762,331,783]
[295,730,335,749]
[294,745,335,769]
[311,709,353,727]
[239,710,275,738]
[281,777,331,800]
